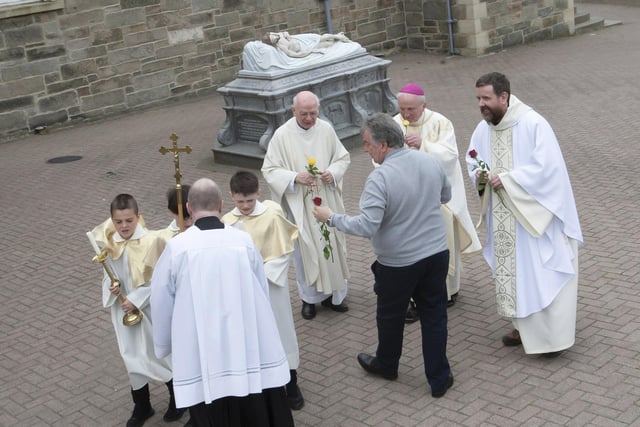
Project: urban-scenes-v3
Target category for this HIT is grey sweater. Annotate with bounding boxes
[331,147,451,267]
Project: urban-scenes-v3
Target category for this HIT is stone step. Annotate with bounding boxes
[575,11,592,25]
[575,16,605,34]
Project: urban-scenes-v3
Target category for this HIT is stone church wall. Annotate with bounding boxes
[0,0,572,140]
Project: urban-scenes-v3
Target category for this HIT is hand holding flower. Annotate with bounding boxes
[469,149,490,193]
[311,197,334,261]
[313,203,333,223]
[296,171,317,186]
[302,156,321,197]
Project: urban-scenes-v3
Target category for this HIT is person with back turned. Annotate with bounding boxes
[151,178,294,427]
[313,113,454,398]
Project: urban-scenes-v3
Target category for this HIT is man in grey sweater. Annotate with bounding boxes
[313,113,454,398]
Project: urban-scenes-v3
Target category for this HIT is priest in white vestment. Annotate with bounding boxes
[262,90,351,320]
[151,178,294,427]
[393,83,481,306]
[467,72,583,356]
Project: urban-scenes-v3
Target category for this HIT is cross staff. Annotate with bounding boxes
[160,133,192,232]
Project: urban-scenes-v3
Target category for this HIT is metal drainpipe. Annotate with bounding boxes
[446,0,459,55]
[323,0,333,34]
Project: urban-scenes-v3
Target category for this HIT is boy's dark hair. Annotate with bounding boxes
[166,184,191,218]
[110,194,139,215]
[476,72,511,99]
[229,171,260,195]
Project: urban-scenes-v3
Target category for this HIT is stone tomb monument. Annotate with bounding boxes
[213,32,397,168]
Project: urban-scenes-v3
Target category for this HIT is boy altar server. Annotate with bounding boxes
[222,171,304,411]
[89,193,184,427]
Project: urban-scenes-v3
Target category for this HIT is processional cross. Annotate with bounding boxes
[159,133,192,232]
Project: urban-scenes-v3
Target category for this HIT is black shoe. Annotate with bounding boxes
[405,301,419,324]
[301,302,316,319]
[163,406,186,422]
[128,385,155,427]
[127,408,154,427]
[286,384,305,410]
[356,353,397,380]
[502,329,522,347]
[321,297,349,312]
[183,418,193,427]
[431,374,454,398]
[541,351,564,359]
[447,292,458,308]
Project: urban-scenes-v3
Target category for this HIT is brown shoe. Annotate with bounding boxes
[502,329,522,347]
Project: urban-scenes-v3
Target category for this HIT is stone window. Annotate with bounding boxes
[0,0,63,19]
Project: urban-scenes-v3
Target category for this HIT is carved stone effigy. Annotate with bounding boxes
[213,32,398,168]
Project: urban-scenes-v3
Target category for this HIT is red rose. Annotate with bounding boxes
[312,197,322,206]
[469,149,478,158]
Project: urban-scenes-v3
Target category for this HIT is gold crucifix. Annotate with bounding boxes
[159,133,192,232]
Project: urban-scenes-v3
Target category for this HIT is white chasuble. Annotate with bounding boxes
[262,117,350,295]
[468,95,583,353]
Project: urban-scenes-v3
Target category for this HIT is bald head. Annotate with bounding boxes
[292,91,320,130]
[187,178,223,220]
[293,91,319,109]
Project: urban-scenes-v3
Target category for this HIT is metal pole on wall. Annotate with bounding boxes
[323,0,333,33]
[446,0,459,55]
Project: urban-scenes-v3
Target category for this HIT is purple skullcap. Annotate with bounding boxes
[398,83,424,96]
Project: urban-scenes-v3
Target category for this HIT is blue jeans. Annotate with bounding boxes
[372,250,451,391]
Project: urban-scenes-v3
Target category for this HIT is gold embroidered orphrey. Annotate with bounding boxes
[159,133,192,232]
[491,128,517,317]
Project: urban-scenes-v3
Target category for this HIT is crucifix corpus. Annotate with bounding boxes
[159,133,192,232]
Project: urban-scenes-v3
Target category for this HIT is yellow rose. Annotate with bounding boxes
[402,119,410,127]
[308,157,316,166]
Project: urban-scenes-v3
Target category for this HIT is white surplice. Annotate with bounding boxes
[97,223,172,389]
[151,223,290,408]
[467,95,583,354]
[222,200,300,370]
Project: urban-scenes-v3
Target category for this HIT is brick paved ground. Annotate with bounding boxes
[1,3,639,426]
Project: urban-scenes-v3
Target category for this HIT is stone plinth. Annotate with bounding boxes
[213,51,397,169]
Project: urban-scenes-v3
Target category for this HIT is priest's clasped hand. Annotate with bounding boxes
[296,171,318,186]
[489,175,503,190]
[405,134,422,150]
[475,170,503,190]
[319,170,334,184]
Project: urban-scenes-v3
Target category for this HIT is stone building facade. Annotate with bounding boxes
[0,0,573,140]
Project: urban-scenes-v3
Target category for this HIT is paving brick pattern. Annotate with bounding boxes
[1,4,639,426]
